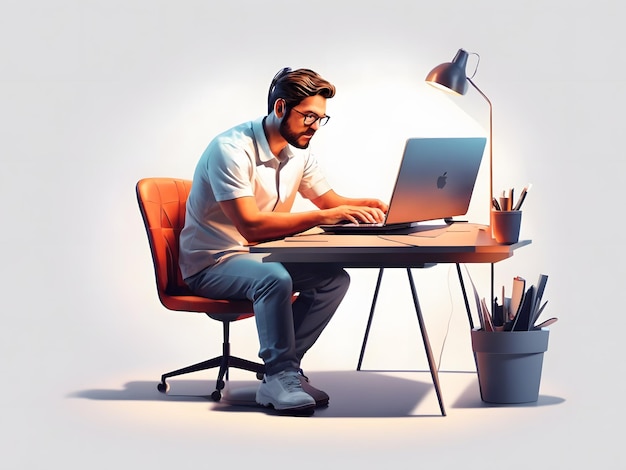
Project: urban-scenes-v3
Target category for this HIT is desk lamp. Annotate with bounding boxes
[425,48,493,215]
[425,49,497,315]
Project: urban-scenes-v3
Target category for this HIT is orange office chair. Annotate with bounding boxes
[136,177,265,401]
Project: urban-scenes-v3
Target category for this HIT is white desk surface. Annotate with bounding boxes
[250,223,531,267]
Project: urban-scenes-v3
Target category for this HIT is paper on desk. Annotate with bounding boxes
[283,235,330,242]
[407,224,450,238]
[444,224,475,232]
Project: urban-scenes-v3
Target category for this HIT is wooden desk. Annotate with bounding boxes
[250,223,531,416]
[251,223,530,266]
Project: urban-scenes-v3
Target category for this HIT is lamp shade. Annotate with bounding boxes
[425,49,470,95]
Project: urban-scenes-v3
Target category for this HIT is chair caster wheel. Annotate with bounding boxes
[256,372,264,380]
[211,390,222,401]
[216,379,225,390]
[157,382,170,393]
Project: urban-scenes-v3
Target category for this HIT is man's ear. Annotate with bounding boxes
[275,99,286,117]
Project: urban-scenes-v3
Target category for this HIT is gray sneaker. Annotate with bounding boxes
[256,370,316,411]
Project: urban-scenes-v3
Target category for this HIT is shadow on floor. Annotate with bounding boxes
[68,369,564,417]
[69,370,439,418]
[452,377,566,408]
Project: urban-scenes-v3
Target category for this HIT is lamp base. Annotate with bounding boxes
[444,217,468,224]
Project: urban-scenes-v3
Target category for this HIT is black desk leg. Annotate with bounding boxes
[456,263,475,330]
[406,268,446,416]
[356,267,384,371]
[356,267,445,416]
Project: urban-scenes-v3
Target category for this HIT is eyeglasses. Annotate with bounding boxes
[290,108,331,127]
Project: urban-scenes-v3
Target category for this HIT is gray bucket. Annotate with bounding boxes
[471,329,549,404]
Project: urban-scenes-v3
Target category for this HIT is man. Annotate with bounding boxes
[179,67,387,413]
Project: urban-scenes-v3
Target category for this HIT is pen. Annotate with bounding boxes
[534,317,557,329]
[492,197,501,211]
[513,183,532,211]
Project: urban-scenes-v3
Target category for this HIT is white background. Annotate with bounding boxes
[1,0,623,468]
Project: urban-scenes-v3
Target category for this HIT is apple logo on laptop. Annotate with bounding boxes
[437,171,447,189]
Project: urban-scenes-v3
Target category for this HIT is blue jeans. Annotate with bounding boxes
[185,253,350,376]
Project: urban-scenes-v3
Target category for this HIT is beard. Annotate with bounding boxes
[279,112,314,149]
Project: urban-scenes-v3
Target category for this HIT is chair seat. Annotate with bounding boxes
[159,294,255,321]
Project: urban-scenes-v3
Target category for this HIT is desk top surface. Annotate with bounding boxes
[250,223,531,266]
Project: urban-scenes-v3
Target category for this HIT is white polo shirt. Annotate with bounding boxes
[179,117,331,279]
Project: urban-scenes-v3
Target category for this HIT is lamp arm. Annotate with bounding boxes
[467,77,493,211]
[468,76,496,314]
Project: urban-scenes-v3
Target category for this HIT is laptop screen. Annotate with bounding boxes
[385,137,486,225]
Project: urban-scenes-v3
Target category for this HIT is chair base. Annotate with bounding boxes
[157,320,265,401]
[158,354,265,401]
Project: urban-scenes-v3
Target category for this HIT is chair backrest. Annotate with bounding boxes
[137,177,257,318]
[137,177,294,320]
[136,178,193,299]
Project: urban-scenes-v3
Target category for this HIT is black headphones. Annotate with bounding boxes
[268,67,292,113]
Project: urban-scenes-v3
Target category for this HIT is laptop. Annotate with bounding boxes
[319,136,487,234]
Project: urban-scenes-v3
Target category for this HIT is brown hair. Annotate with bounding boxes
[267,67,336,114]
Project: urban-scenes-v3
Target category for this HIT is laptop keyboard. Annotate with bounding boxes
[333,221,384,228]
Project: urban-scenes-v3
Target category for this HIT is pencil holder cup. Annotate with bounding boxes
[491,210,522,244]
[471,328,549,404]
